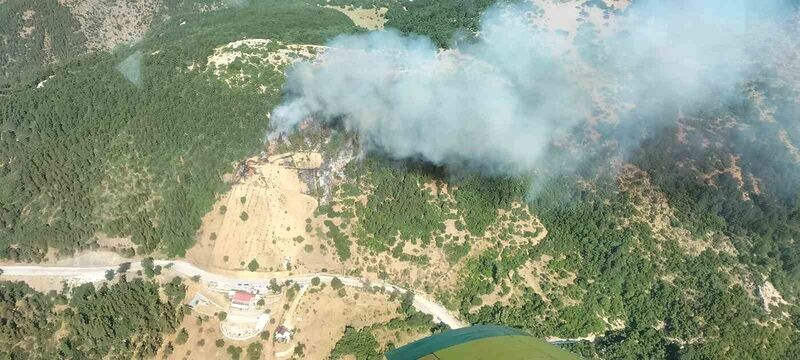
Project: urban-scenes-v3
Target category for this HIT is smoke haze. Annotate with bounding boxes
[272,0,796,175]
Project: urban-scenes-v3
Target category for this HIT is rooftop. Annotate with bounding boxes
[232,290,255,303]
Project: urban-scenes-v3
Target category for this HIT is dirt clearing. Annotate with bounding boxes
[326,5,388,30]
[289,285,399,359]
[187,155,337,273]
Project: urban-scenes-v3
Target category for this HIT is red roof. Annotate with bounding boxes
[233,291,254,303]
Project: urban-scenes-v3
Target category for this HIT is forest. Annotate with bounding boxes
[0,1,357,261]
[313,80,800,359]
[1,276,186,359]
[0,0,85,89]
[2,0,800,358]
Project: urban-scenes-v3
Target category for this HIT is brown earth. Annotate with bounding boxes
[325,5,388,30]
[290,285,399,360]
[59,0,158,51]
[187,156,339,273]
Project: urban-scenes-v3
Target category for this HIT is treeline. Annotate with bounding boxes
[304,0,498,47]
[384,0,499,47]
[0,2,357,261]
[1,277,186,359]
[330,291,443,359]
[0,281,61,357]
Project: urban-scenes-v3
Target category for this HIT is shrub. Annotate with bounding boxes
[175,328,189,345]
[331,277,344,290]
[248,259,260,272]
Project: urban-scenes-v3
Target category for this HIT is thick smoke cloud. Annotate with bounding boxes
[272,0,794,175]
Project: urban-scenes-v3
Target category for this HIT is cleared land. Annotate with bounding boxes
[288,285,398,359]
[326,5,388,30]
[187,156,337,272]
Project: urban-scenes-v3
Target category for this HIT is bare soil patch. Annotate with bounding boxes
[202,38,326,93]
[59,0,158,51]
[187,155,338,273]
[290,286,399,359]
[325,5,388,30]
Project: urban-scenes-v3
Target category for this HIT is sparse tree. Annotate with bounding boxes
[175,328,189,345]
[246,342,263,360]
[227,345,242,360]
[331,277,344,290]
[247,259,259,272]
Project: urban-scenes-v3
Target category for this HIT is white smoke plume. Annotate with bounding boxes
[272,0,795,174]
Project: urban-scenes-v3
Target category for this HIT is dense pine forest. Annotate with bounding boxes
[0,1,356,261]
[1,276,186,358]
[1,0,800,359]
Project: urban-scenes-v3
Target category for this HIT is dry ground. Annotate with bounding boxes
[325,5,388,30]
[0,275,66,293]
[187,156,338,273]
[59,0,158,51]
[290,285,399,360]
[158,279,287,360]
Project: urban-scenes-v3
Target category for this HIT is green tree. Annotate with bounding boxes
[330,326,380,359]
[399,291,415,315]
[247,259,260,272]
[175,328,189,345]
[227,345,242,360]
[246,342,263,360]
[142,257,155,278]
[331,277,344,290]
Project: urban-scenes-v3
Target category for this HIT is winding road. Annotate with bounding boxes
[0,259,466,329]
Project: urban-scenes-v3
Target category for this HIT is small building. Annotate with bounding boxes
[187,293,209,308]
[275,325,293,343]
[231,290,256,310]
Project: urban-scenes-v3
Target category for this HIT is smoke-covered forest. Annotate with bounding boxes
[1,0,800,359]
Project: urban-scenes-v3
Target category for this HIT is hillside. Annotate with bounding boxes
[1,0,800,359]
[0,1,356,260]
